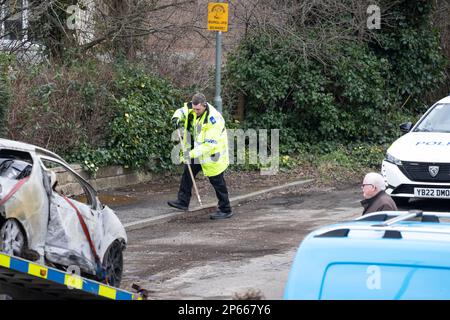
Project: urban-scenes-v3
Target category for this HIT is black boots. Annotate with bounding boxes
[167,200,188,211]
[168,201,233,220]
[210,210,233,220]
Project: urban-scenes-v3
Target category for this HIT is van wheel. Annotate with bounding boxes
[393,197,409,207]
[102,240,123,287]
[0,219,26,257]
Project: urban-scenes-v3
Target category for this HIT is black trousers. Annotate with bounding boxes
[177,163,232,213]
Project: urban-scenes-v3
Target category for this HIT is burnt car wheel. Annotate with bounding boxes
[0,219,26,257]
[102,240,123,287]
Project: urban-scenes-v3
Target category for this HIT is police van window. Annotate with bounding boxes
[415,104,450,133]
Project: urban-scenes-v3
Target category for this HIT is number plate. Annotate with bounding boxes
[414,188,450,198]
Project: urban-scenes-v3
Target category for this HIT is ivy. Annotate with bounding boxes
[0,53,13,136]
[224,0,447,153]
[67,63,183,175]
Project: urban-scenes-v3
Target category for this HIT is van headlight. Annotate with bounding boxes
[386,153,402,166]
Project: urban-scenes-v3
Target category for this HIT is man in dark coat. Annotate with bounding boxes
[361,172,398,215]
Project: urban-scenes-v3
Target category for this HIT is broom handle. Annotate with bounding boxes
[177,128,203,207]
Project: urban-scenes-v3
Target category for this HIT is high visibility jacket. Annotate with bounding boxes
[172,102,229,177]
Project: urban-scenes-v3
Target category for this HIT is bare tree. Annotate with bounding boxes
[230,0,404,64]
[0,0,201,60]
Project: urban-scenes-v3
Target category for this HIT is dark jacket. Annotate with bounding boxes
[361,190,398,215]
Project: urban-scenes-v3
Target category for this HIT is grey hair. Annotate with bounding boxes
[363,172,386,191]
[192,93,206,105]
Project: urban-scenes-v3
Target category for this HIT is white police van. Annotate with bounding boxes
[382,95,450,205]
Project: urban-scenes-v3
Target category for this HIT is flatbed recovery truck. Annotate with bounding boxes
[0,252,145,300]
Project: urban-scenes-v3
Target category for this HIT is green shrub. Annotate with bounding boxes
[67,63,184,174]
[7,59,114,154]
[7,59,184,175]
[223,0,447,154]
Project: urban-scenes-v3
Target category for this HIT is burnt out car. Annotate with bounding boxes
[0,139,127,287]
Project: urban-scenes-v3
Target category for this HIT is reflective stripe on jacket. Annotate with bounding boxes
[172,102,229,177]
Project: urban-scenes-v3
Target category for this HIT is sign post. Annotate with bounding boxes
[208,2,229,113]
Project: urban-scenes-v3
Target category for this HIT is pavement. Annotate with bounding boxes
[97,170,369,299]
[116,184,363,299]
[99,171,315,230]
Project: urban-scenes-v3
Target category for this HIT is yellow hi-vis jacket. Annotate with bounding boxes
[172,102,229,177]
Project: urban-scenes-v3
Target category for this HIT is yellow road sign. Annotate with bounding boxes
[208,2,229,32]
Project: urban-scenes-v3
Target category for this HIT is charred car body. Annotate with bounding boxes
[0,139,126,286]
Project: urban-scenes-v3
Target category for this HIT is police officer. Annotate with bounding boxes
[168,93,233,220]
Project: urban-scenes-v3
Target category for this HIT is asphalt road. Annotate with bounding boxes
[105,180,450,300]
[112,184,364,299]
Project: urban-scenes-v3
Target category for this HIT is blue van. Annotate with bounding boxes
[284,211,450,300]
